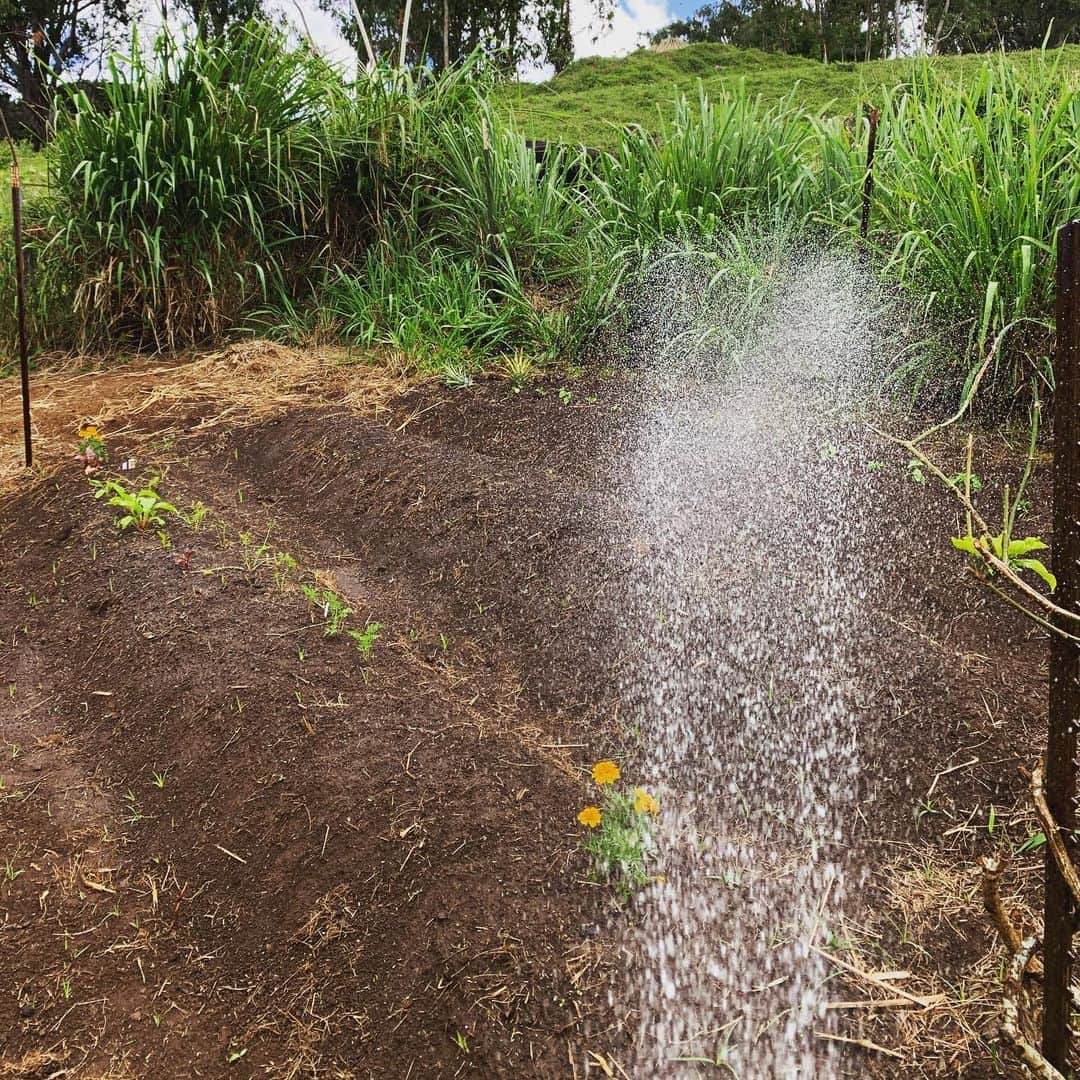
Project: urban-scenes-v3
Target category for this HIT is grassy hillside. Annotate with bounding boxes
[499,42,1080,146]
[0,145,47,227]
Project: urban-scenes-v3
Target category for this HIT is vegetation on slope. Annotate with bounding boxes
[499,41,1080,146]
[3,26,1079,415]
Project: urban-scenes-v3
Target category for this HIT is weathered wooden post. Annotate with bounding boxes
[1044,219,1080,1070]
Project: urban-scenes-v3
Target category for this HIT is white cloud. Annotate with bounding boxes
[289,1,357,69]
[572,0,673,59]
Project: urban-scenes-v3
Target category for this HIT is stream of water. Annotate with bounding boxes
[615,250,887,1077]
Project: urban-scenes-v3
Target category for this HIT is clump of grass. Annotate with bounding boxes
[862,56,1079,406]
[321,249,543,372]
[15,22,342,350]
[589,83,816,248]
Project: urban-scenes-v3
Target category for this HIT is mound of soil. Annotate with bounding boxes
[0,362,1056,1078]
[0,380,632,1079]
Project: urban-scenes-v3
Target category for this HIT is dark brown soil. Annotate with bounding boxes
[0,362,1056,1079]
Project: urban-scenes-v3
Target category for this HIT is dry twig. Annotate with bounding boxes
[1000,937,1067,1080]
[1031,759,1080,909]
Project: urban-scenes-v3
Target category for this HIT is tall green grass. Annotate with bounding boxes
[5,26,1079,412]
[588,85,817,247]
[28,25,343,350]
[870,60,1079,402]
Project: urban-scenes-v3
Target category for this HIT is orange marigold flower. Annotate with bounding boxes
[78,424,100,440]
[577,805,602,829]
[634,787,659,815]
[591,760,620,786]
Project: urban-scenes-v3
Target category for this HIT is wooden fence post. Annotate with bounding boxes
[1044,218,1080,1070]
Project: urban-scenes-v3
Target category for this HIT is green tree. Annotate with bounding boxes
[322,0,606,74]
[922,0,1080,53]
[650,0,874,60]
[174,0,267,39]
[0,0,128,140]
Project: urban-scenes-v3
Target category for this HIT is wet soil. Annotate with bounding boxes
[0,363,1054,1078]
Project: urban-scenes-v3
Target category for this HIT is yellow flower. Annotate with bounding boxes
[78,424,100,440]
[654,874,667,885]
[634,787,659,815]
[577,805,601,829]
[591,760,620,786]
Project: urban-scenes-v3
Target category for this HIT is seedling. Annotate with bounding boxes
[150,769,169,789]
[452,1032,469,1054]
[441,364,473,389]
[92,479,177,531]
[301,584,352,637]
[503,351,538,393]
[347,622,381,659]
[273,552,298,588]
[1017,831,1047,855]
[185,501,209,529]
[948,470,983,493]
[557,386,573,405]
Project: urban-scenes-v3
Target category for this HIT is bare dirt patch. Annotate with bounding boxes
[0,348,1056,1078]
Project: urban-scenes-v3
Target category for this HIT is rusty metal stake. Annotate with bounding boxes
[1044,219,1080,1071]
[860,106,880,242]
[11,159,32,468]
[2,109,32,468]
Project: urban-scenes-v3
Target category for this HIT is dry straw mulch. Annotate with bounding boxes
[0,341,417,495]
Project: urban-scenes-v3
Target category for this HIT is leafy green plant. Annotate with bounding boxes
[92,479,177,531]
[948,400,1055,592]
[347,622,381,659]
[301,584,352,637]
[951,533,1056,591]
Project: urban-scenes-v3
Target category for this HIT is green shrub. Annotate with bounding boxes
[24,23,342,350]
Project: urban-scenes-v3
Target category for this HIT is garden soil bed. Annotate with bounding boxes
[0,348,1056,1078]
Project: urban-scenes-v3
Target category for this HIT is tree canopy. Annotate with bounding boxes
[318,0,602,74]
[648,0,1080,60]
[0,0,128,139]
